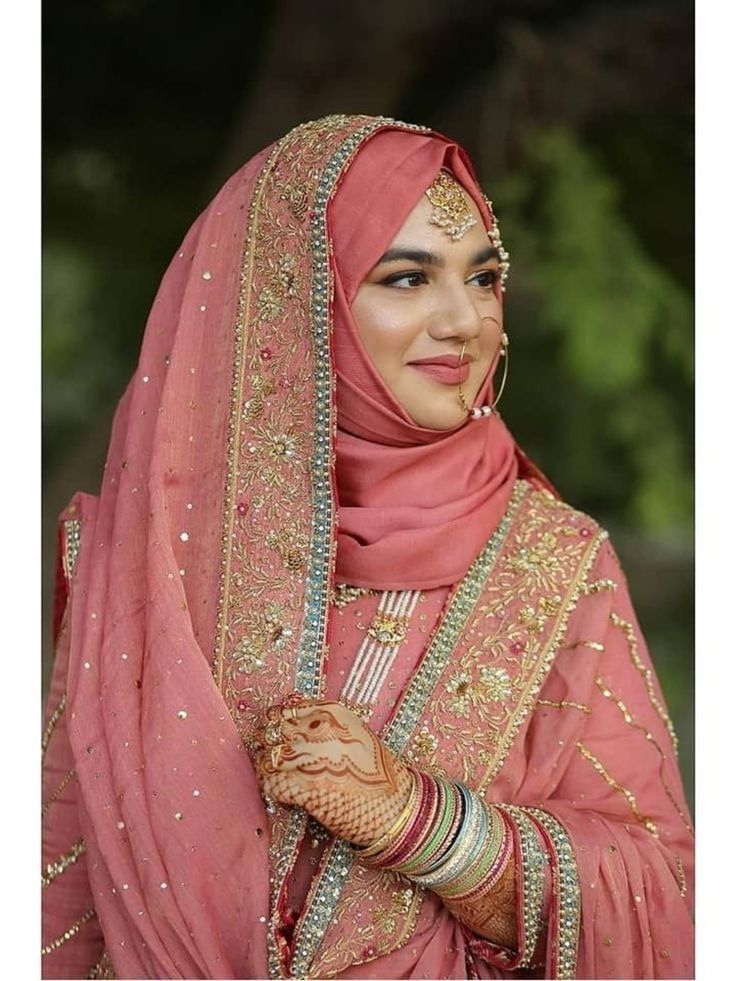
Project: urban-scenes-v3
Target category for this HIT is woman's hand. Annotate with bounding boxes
[253,699,412,846]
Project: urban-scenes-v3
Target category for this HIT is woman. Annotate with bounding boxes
[42,114,694,980]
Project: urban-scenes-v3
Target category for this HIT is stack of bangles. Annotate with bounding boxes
[355,767,513,903]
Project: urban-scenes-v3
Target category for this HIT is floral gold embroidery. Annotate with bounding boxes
[227,602,294,683]
[331,584,378,608]
[265,524,309,572]
[479,665,514,701]
[404,487,607,790]
[404,725,439,769]
[445,670,477,716]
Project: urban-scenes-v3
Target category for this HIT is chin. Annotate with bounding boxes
[406,406,467,431]
[396,380,477,431]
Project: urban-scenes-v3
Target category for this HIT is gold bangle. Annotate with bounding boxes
[357,769,419,860]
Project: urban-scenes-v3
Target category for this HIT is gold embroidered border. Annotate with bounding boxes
[213,134,286,691]
[42,837,86,888]
[478,516,608,792]
[310,864,422,979]
[42,908,96,957]
[521,808,580,981]
[609,611,679,756]
[219,115,432,980]
[576,741,659,836]
[62,518,82,582]
[383,480,529,755]
[595,676,692,834]
[497,805,548,969]
[42,693,67,761]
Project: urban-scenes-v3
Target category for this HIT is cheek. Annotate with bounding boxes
[351,294,418,368]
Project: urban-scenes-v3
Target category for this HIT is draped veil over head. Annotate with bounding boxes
[43,116,693,981]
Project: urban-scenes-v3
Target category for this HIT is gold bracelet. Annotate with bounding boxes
[356,769,420,860]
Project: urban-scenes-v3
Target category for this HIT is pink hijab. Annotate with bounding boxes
[330,131,521,590]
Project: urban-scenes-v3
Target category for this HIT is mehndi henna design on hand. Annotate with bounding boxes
[253,699,412,846]
[443,858,519,949]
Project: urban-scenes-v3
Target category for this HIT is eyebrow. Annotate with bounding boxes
[375,245,500,267]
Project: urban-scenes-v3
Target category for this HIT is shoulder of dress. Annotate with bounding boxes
[519,482,609,540]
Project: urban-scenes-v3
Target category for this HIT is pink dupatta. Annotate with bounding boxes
[42,116,693,979]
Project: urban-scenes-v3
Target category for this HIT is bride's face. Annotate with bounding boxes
[351,190,503,430]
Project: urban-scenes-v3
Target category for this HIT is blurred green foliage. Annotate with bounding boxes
[497,128,693,533]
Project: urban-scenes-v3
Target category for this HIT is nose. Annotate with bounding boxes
[426,279,483,345]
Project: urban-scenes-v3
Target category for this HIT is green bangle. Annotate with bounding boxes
[439,804,504,899]
[399,775,454,875]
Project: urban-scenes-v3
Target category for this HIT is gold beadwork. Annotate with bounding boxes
[331,584,378,608]
[595,676,692,834]
[425,171,477,241]
[609,611,679,755]
[42,767,77,818]
[571,639,605,653]
[581,577,618,595]
[42,693,67,761]
[41,908,97,956]
[675,855,687,897]
[42,838,86,888]
[538,698,592,714]
[576,741,659,836]
[87,950,115,979]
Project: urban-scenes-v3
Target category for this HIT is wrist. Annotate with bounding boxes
[356,771,510,904]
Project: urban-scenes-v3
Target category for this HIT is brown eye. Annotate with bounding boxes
[382,271,427,288]
[468,269,499,289]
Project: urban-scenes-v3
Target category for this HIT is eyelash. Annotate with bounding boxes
[382,269,499,289]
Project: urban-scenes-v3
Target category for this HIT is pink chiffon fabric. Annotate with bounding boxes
[41,119,694,979]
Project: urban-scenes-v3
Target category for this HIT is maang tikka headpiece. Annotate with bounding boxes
[424,170,477,241]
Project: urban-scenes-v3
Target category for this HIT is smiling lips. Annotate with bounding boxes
[408,354,471,385]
